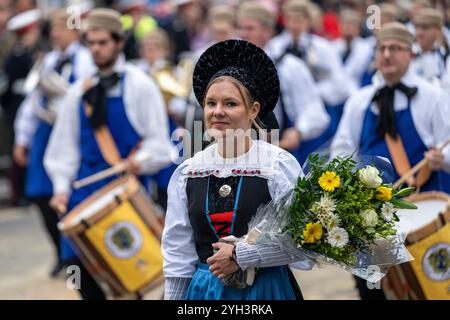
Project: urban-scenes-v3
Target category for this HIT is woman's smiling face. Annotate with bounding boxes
[204,77,259,137]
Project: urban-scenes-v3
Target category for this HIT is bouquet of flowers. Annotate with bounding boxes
[230,154,416,286]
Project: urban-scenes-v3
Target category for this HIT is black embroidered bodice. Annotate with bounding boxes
[186,175,272,263]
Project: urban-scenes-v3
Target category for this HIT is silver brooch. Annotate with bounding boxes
[219,184,232,197]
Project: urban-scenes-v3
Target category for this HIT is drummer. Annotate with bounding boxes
[13,9,95,277]
[331,22,450,300]
[44,8,175,300]
[331,22,450,192]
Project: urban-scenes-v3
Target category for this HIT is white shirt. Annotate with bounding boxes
[270,51,330,141]
[411,43,448,83]
[440,58,450,99]
[44,54,177,195]
[267,31,355,106]
[331,67,450,173]
[14,41,95,147]
[333,36,374,89]
[162,139,314,281]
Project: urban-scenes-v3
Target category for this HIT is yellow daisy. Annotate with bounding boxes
[318,171,341,192]
[303,222,323,244]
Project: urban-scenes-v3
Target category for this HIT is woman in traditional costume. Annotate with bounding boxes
[162,39,313,300]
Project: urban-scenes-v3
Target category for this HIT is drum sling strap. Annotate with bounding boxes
[82,79,140,166]
[385,134,432,188]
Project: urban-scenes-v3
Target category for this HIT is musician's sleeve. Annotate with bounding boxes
[161,162,198,299]
[330,88,373,159]
[123,66,177,174]
[14,90,40,147]
[430,95,450,173]
[315,40,355,106]
[74,47,96,80]
[281,56,330,141]
[44,82,82,195]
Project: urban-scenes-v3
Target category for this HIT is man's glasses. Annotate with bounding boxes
[376,45,411,54]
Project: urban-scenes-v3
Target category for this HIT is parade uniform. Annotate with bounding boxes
[331,68,450,191]
[359,36,377,87]
[137,57,182,210]
[268,31,354,164]
[162,40,314,301]
[45,53,174,254]
[14,41,94,268]
[333,36,374,89]
[409,9,450,86]
[270,50,330,164]
[1,9,42,206]
[408,9,450,193]
[411,43,449,84]
[44,52,175,299]
[15,41,94,198]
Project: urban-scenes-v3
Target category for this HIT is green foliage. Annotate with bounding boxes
[284,153,416,266]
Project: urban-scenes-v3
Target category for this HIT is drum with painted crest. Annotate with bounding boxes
[58,175,164,299]
[382,191,450,300]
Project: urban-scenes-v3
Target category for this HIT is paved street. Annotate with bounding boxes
[0,205,360,300]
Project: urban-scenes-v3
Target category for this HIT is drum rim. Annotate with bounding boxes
[405,191,450,207]
[59,175,139,232]
[405,191,450,244]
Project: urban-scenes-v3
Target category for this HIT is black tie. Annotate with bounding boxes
[286,40,306,60]
[342,41,352,63]
[83,73,121,128]
[372,82,418,139]
[54,55,72,75]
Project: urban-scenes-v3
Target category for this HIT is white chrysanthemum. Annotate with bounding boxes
[313,193,336,215]
[326,213,341,230]
[381,202,396,221]
[312,194,337,227]
[327,227,349,248]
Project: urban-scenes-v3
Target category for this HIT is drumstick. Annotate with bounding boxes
[73,151,152,189]
[73,162,128,189]
[393,138,450,189]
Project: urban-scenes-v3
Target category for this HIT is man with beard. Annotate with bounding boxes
[44,8,175,299]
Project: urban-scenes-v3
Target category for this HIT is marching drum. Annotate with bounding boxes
[383,192,450,300]
[59,175,164,299]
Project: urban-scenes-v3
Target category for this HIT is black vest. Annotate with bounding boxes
[186,175,272,263]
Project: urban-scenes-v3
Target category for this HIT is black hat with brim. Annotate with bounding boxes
[193,39,280,120]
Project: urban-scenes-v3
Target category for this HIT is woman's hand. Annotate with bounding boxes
[206,242,239,279]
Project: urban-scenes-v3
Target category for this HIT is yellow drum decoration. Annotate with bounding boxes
[383,191,450,300]
[59,175,164,298]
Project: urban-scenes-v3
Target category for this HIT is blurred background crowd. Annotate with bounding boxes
[0,0,449,300]
[2,0,450,207]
